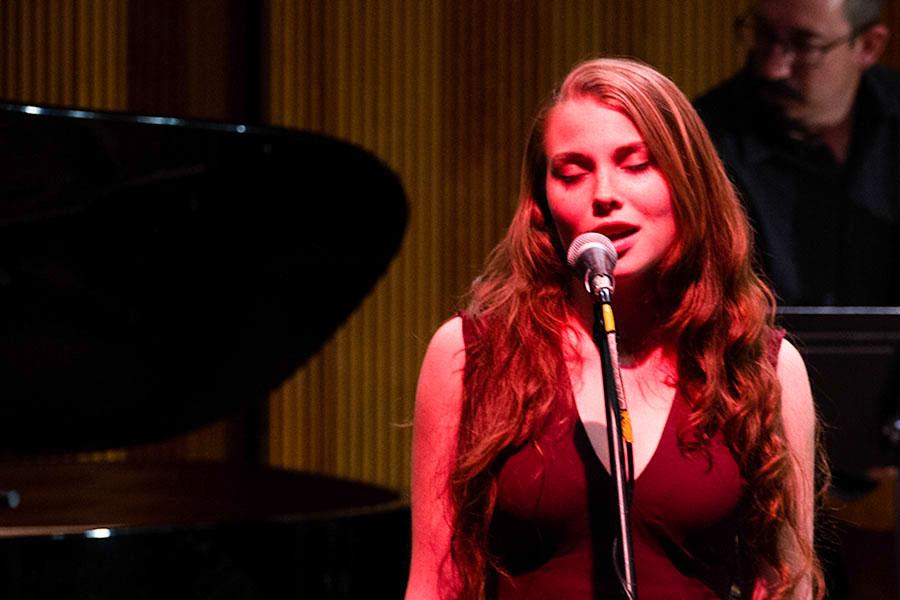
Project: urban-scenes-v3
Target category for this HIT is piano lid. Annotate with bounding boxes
[0,102,408,453]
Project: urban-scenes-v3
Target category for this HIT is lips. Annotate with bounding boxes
[591,223,639,257]
[595,223,639,242]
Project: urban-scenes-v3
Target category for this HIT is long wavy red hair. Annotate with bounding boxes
[446,58,823,599]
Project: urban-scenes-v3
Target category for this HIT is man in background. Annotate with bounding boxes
[697,2,898,598]
[695,0,894,306]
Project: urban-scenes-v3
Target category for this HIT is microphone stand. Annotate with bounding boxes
[590,280,637,599]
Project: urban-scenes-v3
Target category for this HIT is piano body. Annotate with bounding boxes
[0,102,410,598]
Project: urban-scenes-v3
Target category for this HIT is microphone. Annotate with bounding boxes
[568,232,634,593]
[566,233,618,299]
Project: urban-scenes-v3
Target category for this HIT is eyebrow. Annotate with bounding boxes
[549,152,593,168]
[613,142,648,162]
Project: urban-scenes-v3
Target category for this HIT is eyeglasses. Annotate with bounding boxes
[734,13,870,68]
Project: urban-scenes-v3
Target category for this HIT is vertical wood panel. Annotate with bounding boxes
[265,0,446,491]
[1,0,126,106]
[262,0,759,492]
[14,0,899,492]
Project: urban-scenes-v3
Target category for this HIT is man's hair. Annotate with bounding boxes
[844,0,883,32]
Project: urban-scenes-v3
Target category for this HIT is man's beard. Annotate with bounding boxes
[750,75,811,135]
[754,76,804,106]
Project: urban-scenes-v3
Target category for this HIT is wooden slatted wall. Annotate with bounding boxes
[263,0,751,492]
[0,0,127,108]
[16,0,900,493]
[264,0,446,488]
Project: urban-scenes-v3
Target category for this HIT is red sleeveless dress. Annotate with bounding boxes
[461,314,784,599]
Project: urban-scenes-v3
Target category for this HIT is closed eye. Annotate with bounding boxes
[623,161,650,173]
[550,168,589,185]
[559,173,586,184]
[615,143,654,174]
[549,152,593,186]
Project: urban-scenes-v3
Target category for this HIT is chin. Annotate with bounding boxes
[613,259,663,288]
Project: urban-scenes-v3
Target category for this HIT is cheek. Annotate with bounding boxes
[659,205,680,255]
[640,182,675,220]
[804,67,844,101]
[549,212,578,249]
[642,189,678,246]
[546,195,583,245]
[659,217,678,252]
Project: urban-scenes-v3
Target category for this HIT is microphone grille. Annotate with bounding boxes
[566,232,617,269]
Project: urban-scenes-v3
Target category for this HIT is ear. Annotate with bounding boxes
[856,24,889,68]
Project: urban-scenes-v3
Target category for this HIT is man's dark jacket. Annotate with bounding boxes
[695,65,900,306]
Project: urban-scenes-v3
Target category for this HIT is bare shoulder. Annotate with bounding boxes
[423,315,465,364]
[416,316,466,411]
[414,316,467,452]
[776,337,807,378]
[776,338,812,403]
[406,316,466,598]
[776,337,815,447]
[773,337,816,597]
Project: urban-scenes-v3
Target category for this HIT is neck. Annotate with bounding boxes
[811,108,855,164]
[790,86,859,164]
[569,277,669,366]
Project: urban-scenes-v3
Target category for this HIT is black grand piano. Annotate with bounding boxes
[0,102,410,598]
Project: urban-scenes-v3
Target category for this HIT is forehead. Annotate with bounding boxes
[545,99,643,150]
[753,0,849,32]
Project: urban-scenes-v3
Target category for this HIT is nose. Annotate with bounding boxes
[753,43,794,80]
[592,169,622,215]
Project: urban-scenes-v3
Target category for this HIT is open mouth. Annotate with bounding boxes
[598,226,639,242]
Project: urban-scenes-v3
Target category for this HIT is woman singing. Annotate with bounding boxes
[407,58,823,600]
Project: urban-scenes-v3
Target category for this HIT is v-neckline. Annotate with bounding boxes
[572,378,678,483]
